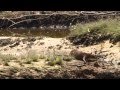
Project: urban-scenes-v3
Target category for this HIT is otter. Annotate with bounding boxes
[70,49,101,63]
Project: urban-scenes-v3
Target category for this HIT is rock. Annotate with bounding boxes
[27,37,36,42]
[94,62,100,67]
[9,41,20,48]
[48,46,54,49]
[56,44,62,50]
[110,45,113,48]
[39,42,45,45]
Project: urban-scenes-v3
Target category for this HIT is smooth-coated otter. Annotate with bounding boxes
[70,49,100,62]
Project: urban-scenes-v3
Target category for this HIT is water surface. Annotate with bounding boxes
[0,28,70,38]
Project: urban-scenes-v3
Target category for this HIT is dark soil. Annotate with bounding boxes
[68,29,120,46]
[0,60,119,79]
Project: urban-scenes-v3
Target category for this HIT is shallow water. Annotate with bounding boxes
[0,28,70,38]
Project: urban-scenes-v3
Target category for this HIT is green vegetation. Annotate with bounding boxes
[0,53,18,66]
[0,50,72,66]
[63,55,73,61]
[39,55,46,59]
[70,19,120,36]
[24,50,39,64]
[69,18,120,44]
[47,55,63,66]
[46,54,73,66]
[0,53,17,61]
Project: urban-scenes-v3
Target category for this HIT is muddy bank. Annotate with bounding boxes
[0,36,119,79]
[0,13,119,29]
[67,29,120,46]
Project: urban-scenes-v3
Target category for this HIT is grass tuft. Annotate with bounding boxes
[70,19,120,36]
[0,54,17,61]
[69,18,120,44]
[46,55,63,66]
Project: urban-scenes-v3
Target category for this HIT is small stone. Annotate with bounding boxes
[48,46,53,49]
[39,42,44,45]
[94,62,100,67]
[28,37,36,42]
[110,45,113,48]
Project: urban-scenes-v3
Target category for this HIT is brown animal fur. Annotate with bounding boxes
[70,49,99,62]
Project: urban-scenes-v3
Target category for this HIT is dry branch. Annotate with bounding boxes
[0,12,120,29]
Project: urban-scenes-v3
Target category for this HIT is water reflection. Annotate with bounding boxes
[0,28,70,38]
